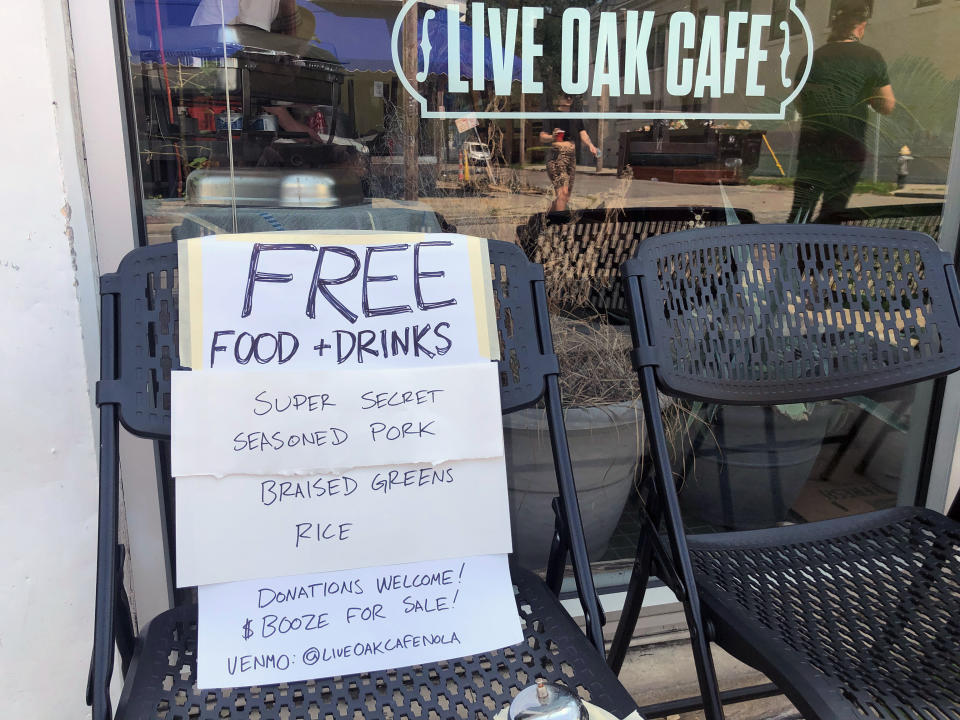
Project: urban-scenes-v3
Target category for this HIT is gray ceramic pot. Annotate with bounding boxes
[502,401,644,570]
[676,403,836,530]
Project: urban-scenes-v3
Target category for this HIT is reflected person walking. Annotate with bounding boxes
[540,94,599,213]
[787,1,895,223]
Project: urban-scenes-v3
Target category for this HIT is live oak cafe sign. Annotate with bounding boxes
[390,0,813,120]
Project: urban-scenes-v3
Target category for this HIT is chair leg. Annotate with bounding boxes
[660,489,726,720]
[544,375,606,652]
[545,502,568,596]
[854,399,910,475]
[819,409,869,481]
[607,529,656,673]
[608,472,661,673]
[639,368,725,720]
[115,544,137,676]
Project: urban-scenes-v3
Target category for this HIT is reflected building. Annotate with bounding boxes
[586,0,960,184]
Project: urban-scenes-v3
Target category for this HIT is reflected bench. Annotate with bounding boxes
[516,206,756,319]
[820,202,943,240]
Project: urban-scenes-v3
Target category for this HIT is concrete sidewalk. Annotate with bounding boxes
[618,640,800,720]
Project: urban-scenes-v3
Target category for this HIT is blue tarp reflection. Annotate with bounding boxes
[127,1,394,72]
[126,0,520,79]
[419,8,521,80]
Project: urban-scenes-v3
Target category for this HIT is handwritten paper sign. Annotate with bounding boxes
[175,457,511,586]
[174,233,521,687]
[178,233,499,372]
[197,554,522,689]
[171,362,505,477]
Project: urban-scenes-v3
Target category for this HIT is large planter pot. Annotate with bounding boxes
[676,404,835,530]
[503,401,644,570]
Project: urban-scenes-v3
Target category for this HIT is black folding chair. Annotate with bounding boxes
[609,224,960,719]
[89,239,638,720]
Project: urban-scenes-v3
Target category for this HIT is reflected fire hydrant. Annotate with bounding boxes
[897,145,914,189]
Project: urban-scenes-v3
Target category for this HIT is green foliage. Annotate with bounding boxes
[871,55,960,158]
[747,177,896,195]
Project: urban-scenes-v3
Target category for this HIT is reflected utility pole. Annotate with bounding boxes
[402,2,420,200]
[873,114,881,183]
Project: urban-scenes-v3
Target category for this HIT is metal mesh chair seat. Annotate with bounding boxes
[116,568,636,720]
[687,506,960,720]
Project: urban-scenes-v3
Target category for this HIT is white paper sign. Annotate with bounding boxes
[197,554,522,689]
[179,234,498,372]
[175,457,511,587]
[171,362,504,478]
[455,115,479,133]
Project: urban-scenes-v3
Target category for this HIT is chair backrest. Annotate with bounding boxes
[820,203,944,241]
[100,238,555,440]
[621,224,960,405]
[516,206,756,317]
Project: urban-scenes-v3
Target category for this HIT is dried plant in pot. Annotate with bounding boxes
[503,314,679,570]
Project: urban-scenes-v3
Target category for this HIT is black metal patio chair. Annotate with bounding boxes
[609,224,960,719]
[88,239,638,720]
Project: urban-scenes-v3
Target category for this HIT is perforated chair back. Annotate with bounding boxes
[100,239,558,440]
[622,224,960,405]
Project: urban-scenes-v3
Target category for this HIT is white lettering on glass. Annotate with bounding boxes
[666,12,696,96]
[446,5,467,93]
[694,15,723,98]
[520,7,544,94]
[560,7,591,95]
[622,11,653,96]
[393,0,814,119]
[746,15,771,96]
[723,11,748,94]
[591,12,620,97]
[471,2,485,91]
[487,7,519,96]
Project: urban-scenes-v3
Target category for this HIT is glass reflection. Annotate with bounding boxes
[119,0,960,555]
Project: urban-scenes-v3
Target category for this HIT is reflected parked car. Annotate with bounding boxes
[463,141,492,166]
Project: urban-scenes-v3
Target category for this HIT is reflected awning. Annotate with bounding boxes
[419,9,521,80]
[129,6,395,72]
[128,3,518,78]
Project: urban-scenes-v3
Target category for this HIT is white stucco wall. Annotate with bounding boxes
[0,0,101,716]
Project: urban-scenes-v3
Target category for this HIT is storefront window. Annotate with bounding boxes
[118,0,960,568]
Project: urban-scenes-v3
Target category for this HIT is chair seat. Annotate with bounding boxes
[116,567,637,720]
[687,506,960,720]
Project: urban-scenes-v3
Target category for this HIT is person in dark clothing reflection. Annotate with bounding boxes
[540,94,599,213]
[787,1,895,223]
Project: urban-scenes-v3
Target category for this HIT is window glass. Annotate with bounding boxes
[119,0,960,569]
[772,0,807,34]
